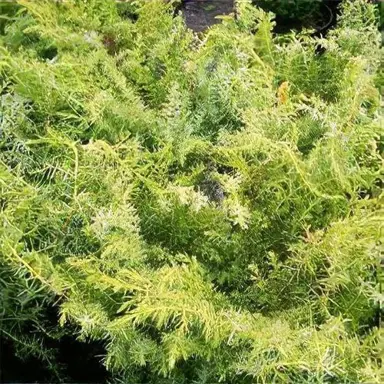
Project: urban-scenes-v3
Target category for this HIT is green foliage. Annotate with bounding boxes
[0,0,383,382]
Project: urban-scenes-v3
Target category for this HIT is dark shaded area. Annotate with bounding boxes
[56,336,109,383]
[270,0,341,35]
[0,337,54,383]
[39,46,58,61]
[0,306,109,383]
[0,335,108,383]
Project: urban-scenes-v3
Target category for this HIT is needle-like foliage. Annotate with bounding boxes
[0,1,383,383]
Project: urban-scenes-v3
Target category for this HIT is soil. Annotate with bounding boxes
[180,0,341,35]
[181,0,234,32]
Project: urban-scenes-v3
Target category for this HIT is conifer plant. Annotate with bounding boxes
[0,0,383,382]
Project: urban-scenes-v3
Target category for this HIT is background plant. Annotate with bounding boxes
[255,0,322,21]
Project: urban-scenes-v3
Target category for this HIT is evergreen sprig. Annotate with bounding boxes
[0,1,383,382]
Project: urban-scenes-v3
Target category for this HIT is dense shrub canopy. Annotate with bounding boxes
[0,0,383,382]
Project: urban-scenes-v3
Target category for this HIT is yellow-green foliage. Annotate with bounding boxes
[0,1,383,383]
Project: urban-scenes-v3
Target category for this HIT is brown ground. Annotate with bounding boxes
[181,0,234,32]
